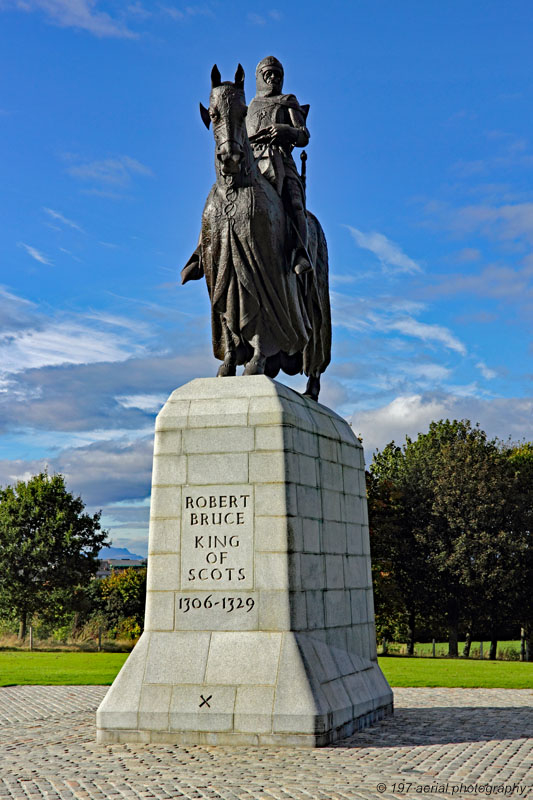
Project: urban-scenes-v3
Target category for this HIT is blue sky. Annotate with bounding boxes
[1,0,532,555]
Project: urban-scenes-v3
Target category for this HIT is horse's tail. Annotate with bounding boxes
[303,212,332,378]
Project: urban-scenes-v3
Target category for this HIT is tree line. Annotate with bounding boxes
[367,419,533,659]
[0,472,145,643]
[1,424,532,659]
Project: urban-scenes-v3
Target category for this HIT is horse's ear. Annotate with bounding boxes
[199,102,211,129]
[211,64,221,88]
[234,63,245,89]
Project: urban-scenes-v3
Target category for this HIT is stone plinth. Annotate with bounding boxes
[96,377,393,746]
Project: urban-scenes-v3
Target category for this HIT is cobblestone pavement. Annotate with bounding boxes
[0,686,531,800]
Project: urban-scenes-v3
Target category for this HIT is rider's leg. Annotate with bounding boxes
[285,177,312,275]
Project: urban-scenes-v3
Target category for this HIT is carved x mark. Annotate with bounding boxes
[199,694,212,708]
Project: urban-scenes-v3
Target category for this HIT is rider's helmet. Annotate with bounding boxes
[255,56,284,96]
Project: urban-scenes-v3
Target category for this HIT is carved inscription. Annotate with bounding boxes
[181,485,254,590]
[178,594,255,613]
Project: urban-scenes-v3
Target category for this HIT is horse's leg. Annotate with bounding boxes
[303,374,321,402]
[243,334,266,375]
[217,317,237,377]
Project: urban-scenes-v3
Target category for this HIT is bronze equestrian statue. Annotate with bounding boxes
[181,59,331,401]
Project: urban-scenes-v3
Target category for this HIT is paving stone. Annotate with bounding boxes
[0,686,531,800]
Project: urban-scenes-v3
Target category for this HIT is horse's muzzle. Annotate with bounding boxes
[217,144,243,175]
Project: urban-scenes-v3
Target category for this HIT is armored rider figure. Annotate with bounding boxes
[247,56,312,275]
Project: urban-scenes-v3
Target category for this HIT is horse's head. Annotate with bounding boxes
[200,64,248,178]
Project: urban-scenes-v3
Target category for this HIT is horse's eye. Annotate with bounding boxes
[209,108,220,122]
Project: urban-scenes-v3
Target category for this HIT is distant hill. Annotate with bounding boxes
[98,546,146,561]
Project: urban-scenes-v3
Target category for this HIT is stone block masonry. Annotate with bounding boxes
[97,376,393,745]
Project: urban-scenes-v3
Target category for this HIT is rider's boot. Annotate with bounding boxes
[293,247,313,275]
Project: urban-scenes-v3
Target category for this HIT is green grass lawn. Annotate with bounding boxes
[408,640,521,659]
[0,650,532,688]
[379,656,533,688]
[0,651,129,685]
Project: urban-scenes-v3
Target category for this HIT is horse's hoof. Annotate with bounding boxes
[217,361,236,377]
[303,375,320,402]
[243,356,266,375]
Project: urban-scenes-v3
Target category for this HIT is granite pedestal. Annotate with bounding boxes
[96,377,393,746]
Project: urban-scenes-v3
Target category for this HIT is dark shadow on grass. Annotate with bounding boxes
[333,707,533,748]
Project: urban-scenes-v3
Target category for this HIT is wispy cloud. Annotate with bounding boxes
[18,242,52,265]
[0,323,144,374]
[476,361,497,380]
[159,5,184,19]
[58,247,82,262]
[455,247,481,263]
[247,12,266,24]
[65,155,153,187]
[126,1,151,19]
[383,316,466,355]
[115,393,168,412]
[247,9,281,24]
[452,137,533,178]
[159,4,213,20]
[2,0,138,38]
[347,226,422,274]
[450,203,533,244]
[424,258,533,303]
[404,363,451,382]
[43,207,84,233]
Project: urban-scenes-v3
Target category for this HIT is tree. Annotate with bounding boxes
[100,567,147,633]
[368,420,522,657]
[367,443,433,654]
[0,472,109,639]
[505,442,533,660]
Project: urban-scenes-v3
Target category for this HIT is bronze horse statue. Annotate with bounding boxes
[182,64,331,401]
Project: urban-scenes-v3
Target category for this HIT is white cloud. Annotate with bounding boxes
[18,242,52,265]
[66,155,153,186]
[85,311,150,336]
[0,323,143,374]
[247,12,265,24]
[3,0,138,38]
[403,363,451,381]
[0,436,154,505]
[353,394,450,456]
[383,316,467,355]
[353,393,533,461]
[116,393,168,412]
[448,203,533,244]
[331,290,466,357]
[476,361,497,380]
[159,5,184,20]
[347,226,422,274]
[127,1,151,18]
[43,207,84,232]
